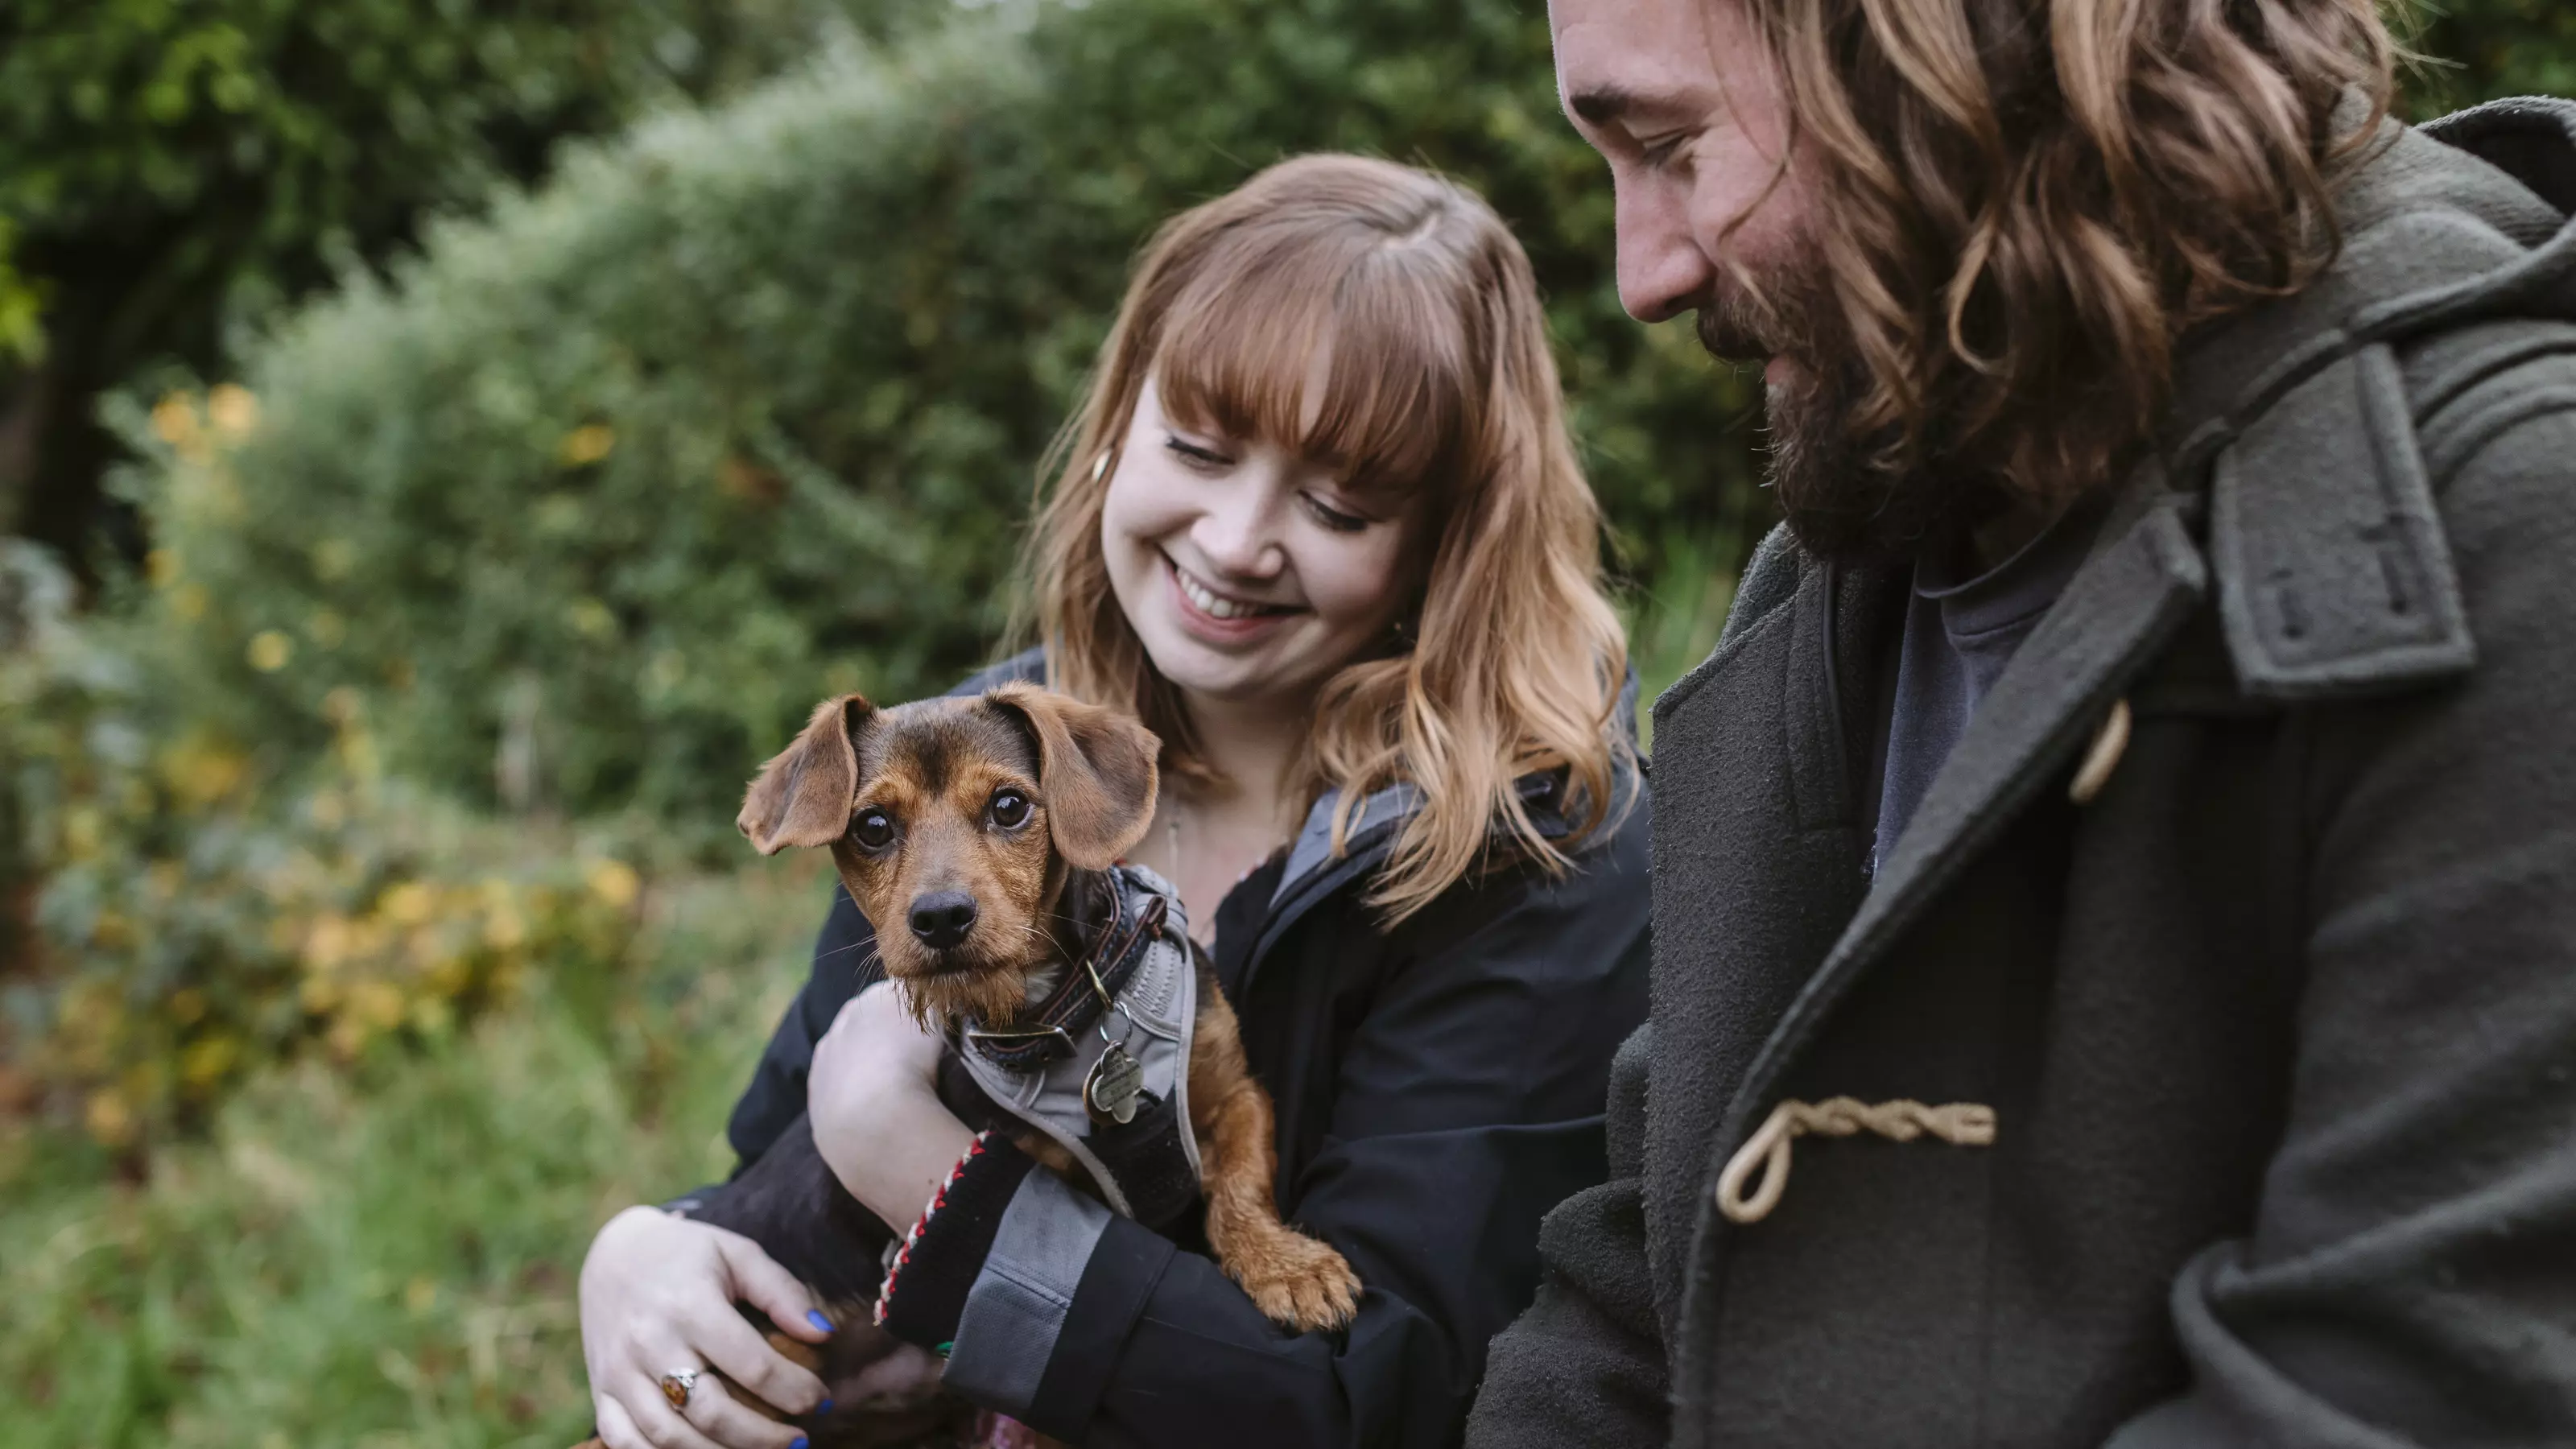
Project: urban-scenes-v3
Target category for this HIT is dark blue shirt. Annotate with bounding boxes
[1872,493,2111,872]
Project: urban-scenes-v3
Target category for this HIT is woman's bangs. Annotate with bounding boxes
[1154,245,1469,501]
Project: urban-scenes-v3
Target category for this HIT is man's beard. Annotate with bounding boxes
[1699,256,1981,564]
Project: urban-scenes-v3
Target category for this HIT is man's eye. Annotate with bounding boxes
[851,810,895,848]
[1301,492,1369,533]
[989,790,1030,828]
[1639,133,1689,168]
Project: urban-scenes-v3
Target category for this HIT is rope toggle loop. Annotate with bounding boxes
[1715,1096,1997,1224]
[2068,697,2132,805]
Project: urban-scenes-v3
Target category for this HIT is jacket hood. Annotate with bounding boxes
[2167,95,2576,462]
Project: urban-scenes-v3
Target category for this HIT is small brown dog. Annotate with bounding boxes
[582,683,1357,1447]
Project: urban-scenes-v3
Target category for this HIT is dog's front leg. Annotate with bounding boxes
[1186,991,1361,1331]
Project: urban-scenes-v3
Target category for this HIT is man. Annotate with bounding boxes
[1469,0,2576,1444]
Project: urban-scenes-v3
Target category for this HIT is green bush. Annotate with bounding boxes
[0,0,944,570]
[2405,0,2576,116]
[104,0,1761,834]
[2,540,647,1141]
[0,857,828,1447]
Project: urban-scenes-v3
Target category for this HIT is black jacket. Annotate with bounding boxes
[1468,100,2576,1449]
[720,652,1652,1447]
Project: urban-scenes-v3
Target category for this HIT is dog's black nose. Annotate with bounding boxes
[908,891,979,950]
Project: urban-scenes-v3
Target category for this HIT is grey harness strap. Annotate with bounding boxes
[952,864,1201,1220]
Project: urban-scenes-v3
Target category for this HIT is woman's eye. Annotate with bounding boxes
[1163,435,1232,470]
[851,810,895,849]
[1300,492,1370,533]
[989,790,1030,828]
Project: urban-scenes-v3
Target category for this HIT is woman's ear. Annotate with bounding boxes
[987,683,1161,870]
[738,694,877,854]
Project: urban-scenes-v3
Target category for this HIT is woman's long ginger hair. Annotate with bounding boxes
[1742,0,2398,531]
[1021,155,1630,923]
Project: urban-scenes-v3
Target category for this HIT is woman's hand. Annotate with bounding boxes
[578,1205,834,1449]
[808,980,977,1227]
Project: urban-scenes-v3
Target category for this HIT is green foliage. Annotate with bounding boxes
[109,0,1761,834]
[2402,0,2576,115]
[2,539,646,1141]
[0,0,942,564]
[0,857,826,1447]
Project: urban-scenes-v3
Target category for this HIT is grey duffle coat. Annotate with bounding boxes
[1469,97,2576,1448]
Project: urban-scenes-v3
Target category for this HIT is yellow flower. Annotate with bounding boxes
[207,383,259,438]
[162,735,248,807]
[586,859,642,910]
[558,423,616,467]
[85,1089,136,1146]
[380,881,436,926]
[146,548,180,584]
[247,630,293,672]
[566,597,617,640]
[180,1034,240,1089]
[311,537,357,580]
[62,805,104,861]
[88,910,137,950]
[303,914,357,972]
[171,582,209,621]
[482,903,527,952]
[169,987,207,1024]
[151,393,202,451]
[352,979,406,1030]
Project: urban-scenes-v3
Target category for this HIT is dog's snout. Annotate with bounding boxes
[908,890,979,950]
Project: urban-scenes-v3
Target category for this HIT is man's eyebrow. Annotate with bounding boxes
[1567,85,1635,127]
[1567,84,1695,130]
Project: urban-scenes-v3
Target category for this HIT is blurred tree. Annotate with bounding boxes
[0,0,937,584]
[2403,0,2576,117]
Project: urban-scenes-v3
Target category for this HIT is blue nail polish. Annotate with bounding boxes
[817,1398,834,1414]
[791,1439,808,1449]
[806,1310,834,1333]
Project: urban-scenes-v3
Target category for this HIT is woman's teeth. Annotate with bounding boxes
[1176,565,1279,621]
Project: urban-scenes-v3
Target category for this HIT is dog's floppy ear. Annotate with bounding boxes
[738,694,877,855]
[988,683,1161,870]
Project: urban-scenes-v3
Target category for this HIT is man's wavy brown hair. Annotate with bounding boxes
[1019,155,1630,923]
[1740,0,2398,536]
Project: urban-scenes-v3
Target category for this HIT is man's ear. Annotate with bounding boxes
[738,694,877,855]
[987,682,1161,870]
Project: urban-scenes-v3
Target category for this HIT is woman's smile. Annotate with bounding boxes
[1164,552,1302,643]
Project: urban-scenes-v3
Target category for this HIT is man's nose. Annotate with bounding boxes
[1615,176,1714,324]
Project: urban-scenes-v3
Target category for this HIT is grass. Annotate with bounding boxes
[0,852,839,1449]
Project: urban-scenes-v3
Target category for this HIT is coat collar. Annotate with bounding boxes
[1708,460,2211,1173]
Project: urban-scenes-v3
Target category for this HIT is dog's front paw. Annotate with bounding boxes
[1228,1228,1361,1332]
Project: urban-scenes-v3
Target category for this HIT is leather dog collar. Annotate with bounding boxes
[962,866,1169,1073]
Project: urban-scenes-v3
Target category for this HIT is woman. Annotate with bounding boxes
[579,154,1652,1449]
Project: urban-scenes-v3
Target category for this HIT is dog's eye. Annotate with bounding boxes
[850,809,895,849]
[989,789,1030,829]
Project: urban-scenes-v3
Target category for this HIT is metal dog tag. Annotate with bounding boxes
[1084,1042,1144,1127]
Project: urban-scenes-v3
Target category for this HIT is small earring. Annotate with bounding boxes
[1090,449,1113,484]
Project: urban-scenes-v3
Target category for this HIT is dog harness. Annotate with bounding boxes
[951,863,1203,1227]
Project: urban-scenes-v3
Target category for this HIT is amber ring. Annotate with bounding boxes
[658,1368,700,1412]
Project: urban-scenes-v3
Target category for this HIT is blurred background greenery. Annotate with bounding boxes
[0,1,2563,1442]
